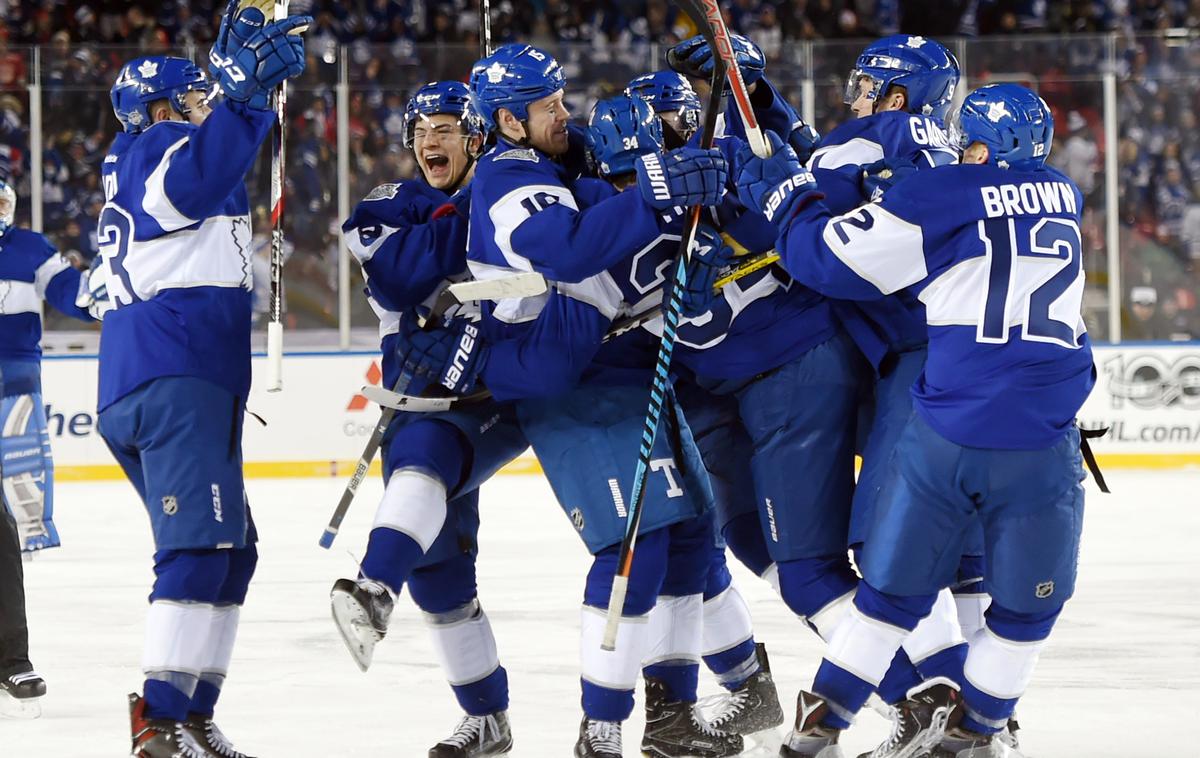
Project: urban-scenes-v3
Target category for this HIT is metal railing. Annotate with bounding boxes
[2,32,1197,348]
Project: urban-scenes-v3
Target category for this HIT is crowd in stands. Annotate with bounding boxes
[1,0,1198,339]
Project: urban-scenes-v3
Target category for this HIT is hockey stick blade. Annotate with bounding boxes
[358,385,489,413]
[446,272,548,303]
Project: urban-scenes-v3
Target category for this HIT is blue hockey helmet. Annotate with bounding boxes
[625,71,701,139]
[110,59,150,134]
[0,179,15,235]
[402,80,485,150]
[586,94,664,178]
[468,43,566,132]
[845,35,959,120]
[126,56,210,127]
[950,83,1054,171]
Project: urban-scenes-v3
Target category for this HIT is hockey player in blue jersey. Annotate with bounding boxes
[94,5,309,754]
[329,80,529,757]
[624,69,790,738]
[737,83,1093,758]
[447,44,737,758]
[0,176,102,717]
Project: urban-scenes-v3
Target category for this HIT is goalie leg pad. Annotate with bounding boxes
[0,382,58,551]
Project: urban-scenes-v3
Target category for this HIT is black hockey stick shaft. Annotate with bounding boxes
[600,0,731,650]
[479,0,492,57]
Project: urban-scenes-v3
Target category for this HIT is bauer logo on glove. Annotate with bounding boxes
[764,171,817,222]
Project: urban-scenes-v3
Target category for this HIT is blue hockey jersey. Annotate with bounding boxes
[805,110,960,369]
[343,179,474,391]
[0,227,91,362]
[95,102,274,411]
[777,163,1095,450]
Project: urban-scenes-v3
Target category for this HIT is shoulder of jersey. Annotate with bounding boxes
[0,228,53,258]
[362,179,446,205]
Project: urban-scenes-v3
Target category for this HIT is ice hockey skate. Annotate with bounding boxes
[128,692,209,758]
[184,713,256,758]
[428,711,513,757]
[704,642,785,736]
[930,725,1026,757]
[330,577,395,671]
[0,669,45,719]
[857,680,962,758]
[779,690,845,758]
[641,676,743,757]
[574,716,623,757]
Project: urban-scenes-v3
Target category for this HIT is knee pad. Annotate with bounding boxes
[703,545,733,601]
[776,554,858,620]
[150,549,231,603]
[216,543,258,606]
[409,552,479,614]
[584,527,670,616]
[721,511,772,577]
[373,470,449,553]
[386,419,468,492]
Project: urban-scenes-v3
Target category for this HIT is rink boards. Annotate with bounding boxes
[39,343,1200,479]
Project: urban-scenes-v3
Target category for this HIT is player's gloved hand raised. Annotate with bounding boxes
[679,224,736,318]
[736,131,821,224]
[396,315,488,396]
[859,157,918,202]
[208,2,311,111]
[668,33,765,90]
[636,148,727,210]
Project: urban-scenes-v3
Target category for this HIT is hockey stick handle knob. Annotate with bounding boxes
[600,575,630,651]
[318,528,336,549]
[266,321,283,392]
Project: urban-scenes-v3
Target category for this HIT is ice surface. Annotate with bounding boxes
[3,470,1197,756]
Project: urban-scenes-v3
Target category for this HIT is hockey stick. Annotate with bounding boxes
[600,0,771,650]
[479,0,493,57]
[318,273,548,548]
[264,0,290,391]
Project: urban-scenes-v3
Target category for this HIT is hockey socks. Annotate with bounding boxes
[142,600,216,721]
[424,599,510,716]
[959,603,1060,734]
[189,604,240,716]
[580,605,652,722]
[359,470,449,594]
[700,585,760,691]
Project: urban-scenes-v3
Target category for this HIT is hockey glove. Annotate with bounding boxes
[636,148,727,210]
[668,33,765,91]
[75,259,113,321]
[736,131,821,224]
[208,4,311,111]
[396,316,488,396]
[790,121,821,165]
[859,157,919,202]
[679,224,736,318]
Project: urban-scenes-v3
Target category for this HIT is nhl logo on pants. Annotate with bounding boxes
[1035,580,1055,599]
[162,495,178,516]
[570,508,585,532]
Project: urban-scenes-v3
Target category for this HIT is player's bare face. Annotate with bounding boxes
[525,91,571,156]
[414,113,471,190]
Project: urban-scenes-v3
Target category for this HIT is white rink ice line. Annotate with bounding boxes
[4,471,1198,756]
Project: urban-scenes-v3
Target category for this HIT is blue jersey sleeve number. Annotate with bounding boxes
[97,205,138,306]
[979,217,1083,348]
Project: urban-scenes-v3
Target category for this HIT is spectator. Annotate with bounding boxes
[1124,285,1166,340]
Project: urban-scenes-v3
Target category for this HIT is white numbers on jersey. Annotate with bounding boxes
[978,217,1084,349]
[103,173,118,202]
[96,204,137,306]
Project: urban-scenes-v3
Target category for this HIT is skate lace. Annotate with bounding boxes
[586,719,622,752]
[871,706,910,756]
[358,578,391,597]
[173,723,212,758]
[700,688,750,729]
[441,714,500,749]
[688,704,730,738]
[205,721,249,758]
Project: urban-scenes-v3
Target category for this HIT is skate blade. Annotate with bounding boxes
[0,692,42,719]
[330,590,380,672]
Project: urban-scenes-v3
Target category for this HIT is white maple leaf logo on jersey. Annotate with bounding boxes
[905,36,927,48]
[986,101,1012,123]
[137,60,158,78]
[485,62,506,84]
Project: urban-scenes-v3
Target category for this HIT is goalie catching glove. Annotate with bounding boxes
[208,2,311,111]
[396,314,488,396]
